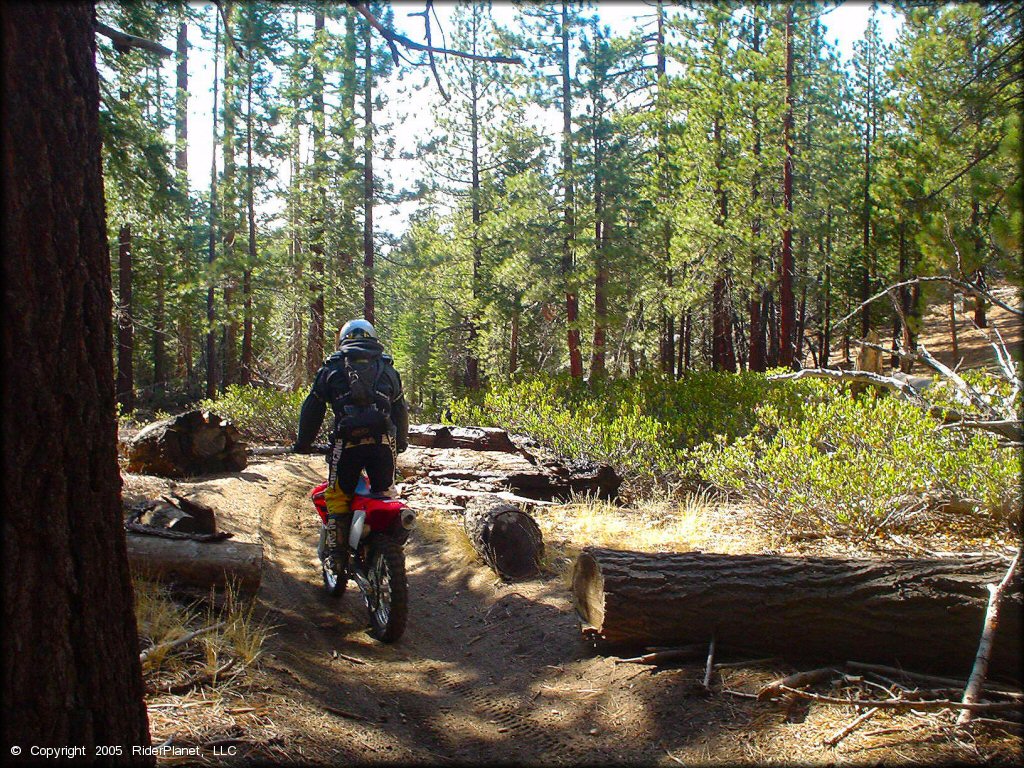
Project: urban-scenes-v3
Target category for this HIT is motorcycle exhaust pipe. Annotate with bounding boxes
[400,508,417,530]
[348,509,367,550]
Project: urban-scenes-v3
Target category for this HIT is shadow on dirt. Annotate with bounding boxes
[252,482,786,765]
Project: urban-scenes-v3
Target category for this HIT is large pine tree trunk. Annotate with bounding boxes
[560,1,582,379]
[306,10,326,379]
[466,26,483,392]
[206,12,221,400]
[241,38,256,386]
[362,18,375,324]
[117,223,134,413]
[572,549,1022,678]
[220,7,239,390]
[2,2,151,750]
[747,11,766,374]
[174,22,195,392]
[778,3,796,368]
[153,233,167,391]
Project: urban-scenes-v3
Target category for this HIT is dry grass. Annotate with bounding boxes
[531,489,725,582]
[135,577,272,698]
[412,507,480,567]
[134,579,198,673]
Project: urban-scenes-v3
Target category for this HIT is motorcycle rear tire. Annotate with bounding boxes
[365,537,408,643]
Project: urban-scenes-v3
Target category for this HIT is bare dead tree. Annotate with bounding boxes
[774,277,1022,447]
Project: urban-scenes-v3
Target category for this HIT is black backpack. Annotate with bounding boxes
[333,352,393,443]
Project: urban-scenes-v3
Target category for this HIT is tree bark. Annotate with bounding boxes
[860,32,875,339]
[747,9,766,373]
[778,3,796,368]
[153,252,167,391]
[126,534,262,597]
[241,21,256,386]
[362,18,375,324]
[712,277,736,372]
[174,22,194,391]
[116,223,134,413]
[463,498,543,580]
[2,2,150,752]
[509,304,520,376]
[220,4,239,390]
[206,12,221,400]
[466,15,483,391]
[561,0,582,379]
[572,548,1022,678]
[306,10,326,380]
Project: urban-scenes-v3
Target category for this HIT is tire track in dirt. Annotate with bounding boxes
[249,456,601,763]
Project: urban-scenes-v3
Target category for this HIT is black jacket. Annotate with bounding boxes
[295,338,409,451]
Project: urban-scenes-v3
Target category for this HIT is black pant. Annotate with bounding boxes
[331,442,395,496]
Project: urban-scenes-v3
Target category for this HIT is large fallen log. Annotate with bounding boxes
[409,424,519,452]
[127,410,248,477]
[463,498,544,581]
[398,447,620,501]
[127,534,263,597]
[572,548,1022,679]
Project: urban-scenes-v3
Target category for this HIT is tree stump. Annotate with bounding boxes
[463,498,544,581]
[127,410,247,477]
[572,548,1022,679]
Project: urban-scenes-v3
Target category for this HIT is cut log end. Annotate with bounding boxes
[572,550,605,631]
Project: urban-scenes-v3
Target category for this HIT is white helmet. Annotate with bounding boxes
[339,318,377,345]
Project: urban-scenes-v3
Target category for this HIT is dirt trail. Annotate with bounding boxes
[128,454,755,765]
[250,455,624,765]
[126,448,1020,765]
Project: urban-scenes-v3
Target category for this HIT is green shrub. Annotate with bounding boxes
[198,385,311,443]
[447,371,823,487]
[446,371,1020,537]
[699,389,1021,536]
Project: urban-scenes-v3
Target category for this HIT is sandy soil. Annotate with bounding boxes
[125,453,1021,766]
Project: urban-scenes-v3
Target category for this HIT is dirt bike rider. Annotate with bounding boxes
[293,319,409,574]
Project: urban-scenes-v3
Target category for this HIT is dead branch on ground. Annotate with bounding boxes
[140,622,227,664]
[958,549,1022,725]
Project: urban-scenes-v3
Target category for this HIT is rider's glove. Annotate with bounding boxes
[292,443,313,455]
[396,441,409,454]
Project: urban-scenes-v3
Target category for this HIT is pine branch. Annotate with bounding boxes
[94,22,173,58]
[349,2,522,65]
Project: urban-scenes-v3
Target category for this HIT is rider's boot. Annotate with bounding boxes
[324,485,353,575]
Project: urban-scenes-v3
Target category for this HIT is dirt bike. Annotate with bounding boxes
[307,446,416,643]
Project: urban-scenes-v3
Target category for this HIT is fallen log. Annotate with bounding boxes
[408,424,519,452]
[571,548,1022,679]
[127,410,248,477]
[127,533,262,597]
[419,483,554,507]
[463,498,544,581]
[398,448,621,501]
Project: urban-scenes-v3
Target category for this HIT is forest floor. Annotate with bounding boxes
[123,452,1021,767]
[123,285,1022,765]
